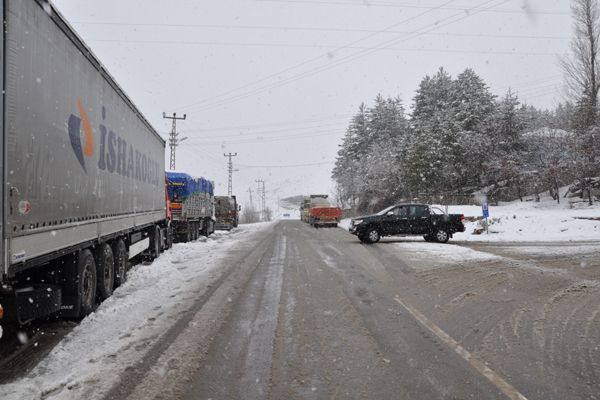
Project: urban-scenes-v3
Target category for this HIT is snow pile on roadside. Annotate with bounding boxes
[393,242,504,263]
[444,199,600,242]
[0,223,272,400]
[339,218,352,231]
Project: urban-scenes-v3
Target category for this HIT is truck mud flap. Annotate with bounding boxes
[1,285,62,324]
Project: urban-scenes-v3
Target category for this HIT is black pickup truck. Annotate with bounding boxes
[348,204,465,244]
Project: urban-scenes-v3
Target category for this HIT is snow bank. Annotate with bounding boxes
[393,242,504,263]
[0,223,272,400]
[444,199,600,242]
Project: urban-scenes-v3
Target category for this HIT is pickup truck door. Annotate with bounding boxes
[383,206,408,235]
[407,205,430,234]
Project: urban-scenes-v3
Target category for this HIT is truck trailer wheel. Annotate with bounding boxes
[205,220,213,236]
[76,249,97,318]
[184,225,192,243]
[194,222,200,240]
[113,239,128,287]
[151,226,161,258]
[165,226,173,250]
[95,243,115,301]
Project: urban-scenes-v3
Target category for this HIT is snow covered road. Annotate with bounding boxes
[0,223,273,400]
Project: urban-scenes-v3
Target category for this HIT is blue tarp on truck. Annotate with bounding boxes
[166,171,214,200]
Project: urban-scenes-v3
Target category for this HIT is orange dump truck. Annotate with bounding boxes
[306,195,342,227]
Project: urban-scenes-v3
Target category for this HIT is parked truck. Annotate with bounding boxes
[0,0,172,327]
[302,195,342,227]
[214,196,240,231]
[166,172,215,241]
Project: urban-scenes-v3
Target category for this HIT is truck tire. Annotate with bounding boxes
[434,230,450,243]
[185,225,192,242]
[76,249,97,318]
[165,226,173,249]
[151,226,161,258]
[365,227,381,244]
[192,222,199,241]
[113,239,128,288]
[95,243,115,301]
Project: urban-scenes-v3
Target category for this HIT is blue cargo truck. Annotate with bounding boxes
[166,172,215,242]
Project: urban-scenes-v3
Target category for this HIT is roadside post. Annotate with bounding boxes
[482,202,489,234]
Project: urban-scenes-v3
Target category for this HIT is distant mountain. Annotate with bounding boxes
[280,195,306,210]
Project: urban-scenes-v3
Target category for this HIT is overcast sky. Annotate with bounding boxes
[52,0,571,211]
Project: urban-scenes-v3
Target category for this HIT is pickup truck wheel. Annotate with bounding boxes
[434,230,449,243]
[95,243,115,301]
[113,239,128,287]
[366,228,380,243]
[77,249,97,318]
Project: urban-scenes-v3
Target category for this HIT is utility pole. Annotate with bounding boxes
[163,112,187,170]
[224,152,238,196]
[255,179,265,220]
[261,181,266,215]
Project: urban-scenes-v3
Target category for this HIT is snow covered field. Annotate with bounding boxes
[447,198,600,242]
[0,222,272,400]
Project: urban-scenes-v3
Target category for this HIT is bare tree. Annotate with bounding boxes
[263,207,273,222]
[240,203,260,224]
[561,0,600,204]
[561,0,600,124]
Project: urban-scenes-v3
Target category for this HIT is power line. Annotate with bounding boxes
[86,38,561,57]
[179,0,507,113]
[239,161,334,168]
[184,129,344,146]
[174,0,460,112]
[255,0,569,16]
[73,21,569,41]
[181,114,351,133]
[163,112,187,170]
[184,122,345,141]
[255,179,266,219]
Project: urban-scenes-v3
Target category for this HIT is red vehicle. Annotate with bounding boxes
[307,195,342,227]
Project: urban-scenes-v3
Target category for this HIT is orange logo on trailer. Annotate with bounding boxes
[67,101,162,185]
[68,99,95,172]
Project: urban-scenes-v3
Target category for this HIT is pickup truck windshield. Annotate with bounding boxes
[376,205,396,216]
